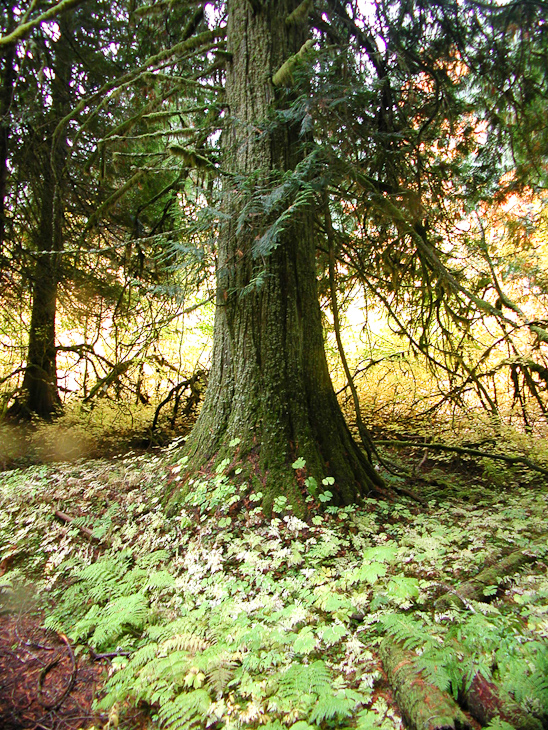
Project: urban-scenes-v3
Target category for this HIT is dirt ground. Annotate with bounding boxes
[0,614,108,730]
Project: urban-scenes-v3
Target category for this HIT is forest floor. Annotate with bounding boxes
[0,435,547,730]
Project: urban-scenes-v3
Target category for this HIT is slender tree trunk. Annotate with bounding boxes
[19,23,70,419]
[184,0,384,514]
[20,163,62,419]
[0,42,15,260]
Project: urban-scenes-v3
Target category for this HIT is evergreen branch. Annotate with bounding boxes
[79,170,145,242]
[52,29,225,153]
[286,0,314,27]
[0,0,83,50]
[272,39,314,87]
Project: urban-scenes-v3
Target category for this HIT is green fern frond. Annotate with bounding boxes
[137,549,171,568]
[130,642,159,668]
[91,592,149,648]
[308,688,363,723]
[414,647,459,694]
[380,613,433,651]
[147,617,213,643]
[278,660,332,699]
[157,688,211,730]
[204,649,238,694]
[146,570,176,589]
[161,632,211,655]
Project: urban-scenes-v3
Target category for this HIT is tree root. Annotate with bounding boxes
[374,440,548,478]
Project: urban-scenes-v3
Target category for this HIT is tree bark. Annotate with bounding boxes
[380,638,472,730]
[380,638,543,730]
[463,672,543,730]
[0,41,15,261]
[18,21,71,419]
[183,0,385,514]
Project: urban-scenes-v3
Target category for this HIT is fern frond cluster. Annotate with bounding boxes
[3,447,548,729]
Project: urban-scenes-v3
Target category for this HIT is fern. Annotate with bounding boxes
[380,613,435,651]
[414,645,461,695]
[308,688,363,723]
[157,689,211,730]
[161,633,211,655]
[91,592,149,648]
[278,660,332,699]
[205,649,238,695]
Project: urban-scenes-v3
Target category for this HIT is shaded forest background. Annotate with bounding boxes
[0,0,547,473]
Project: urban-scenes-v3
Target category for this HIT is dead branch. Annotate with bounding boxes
[54,511,101,543]
[37,634,77,711]
[374,440,548,478]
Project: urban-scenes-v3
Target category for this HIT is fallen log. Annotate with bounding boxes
[380,637,472,730]
[463,672,543,730]
[435,532,548,610]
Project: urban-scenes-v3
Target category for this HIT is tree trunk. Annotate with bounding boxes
[0,42,15,261]
[183,0,385,514]
[18,22,71,419]
[463,672,543,730]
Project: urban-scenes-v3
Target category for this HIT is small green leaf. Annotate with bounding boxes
[293,625,316,654]
[305,476,318,495]
[229,438,241,447]
[292,457,306,469]
[387,576,420,600]
[321,623,347,645]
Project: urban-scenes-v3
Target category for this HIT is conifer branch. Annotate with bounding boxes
[0,0,83,50]
[272,39,314,87]
[286,0,314,27]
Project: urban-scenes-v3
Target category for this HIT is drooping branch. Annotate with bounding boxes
[324,197,375,459]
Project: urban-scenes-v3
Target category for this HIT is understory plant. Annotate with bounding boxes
[0,442,547,729]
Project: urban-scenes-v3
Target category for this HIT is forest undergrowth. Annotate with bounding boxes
[0,434,547,730]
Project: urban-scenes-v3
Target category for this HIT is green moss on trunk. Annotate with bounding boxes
[180,0,385,513]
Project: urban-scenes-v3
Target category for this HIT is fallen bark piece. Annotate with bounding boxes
[380,637,472,730]
[464,672,543,730]
[435,533,548,610]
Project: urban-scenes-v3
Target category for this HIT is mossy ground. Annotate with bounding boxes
[0,437,547,729]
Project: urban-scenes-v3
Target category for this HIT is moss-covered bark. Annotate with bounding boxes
[183,0,385,514]
[435,532,548,610]
[380,638,472,730]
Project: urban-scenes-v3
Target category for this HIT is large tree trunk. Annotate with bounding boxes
[184,0,384,514]
[20,186,62,419]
